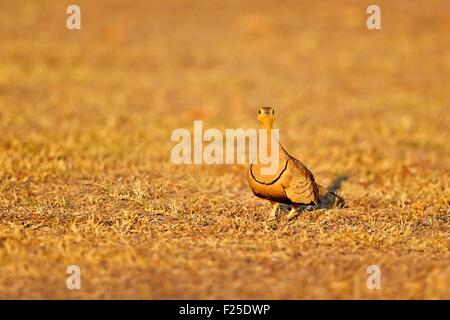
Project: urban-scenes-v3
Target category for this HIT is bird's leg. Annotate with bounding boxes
[268,201,280,222]
[286,204,300,220]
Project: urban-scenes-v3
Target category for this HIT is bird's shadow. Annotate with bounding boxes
[279,175,348,213]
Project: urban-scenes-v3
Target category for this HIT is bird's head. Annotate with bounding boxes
[257,107,276,129]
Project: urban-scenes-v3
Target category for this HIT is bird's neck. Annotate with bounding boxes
[259,124,277,160]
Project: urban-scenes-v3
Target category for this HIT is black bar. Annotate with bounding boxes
[1,300,447,319]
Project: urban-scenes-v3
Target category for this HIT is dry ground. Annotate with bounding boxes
[0,0,449,299]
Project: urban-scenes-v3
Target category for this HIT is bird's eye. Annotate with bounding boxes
[258,110,261,114]
[272,110,274,114]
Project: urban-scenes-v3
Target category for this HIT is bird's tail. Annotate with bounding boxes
[317,184,345,208]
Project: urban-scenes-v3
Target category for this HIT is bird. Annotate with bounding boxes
[247,107,343,222]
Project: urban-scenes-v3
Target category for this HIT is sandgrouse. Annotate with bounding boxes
[247,107,342,222]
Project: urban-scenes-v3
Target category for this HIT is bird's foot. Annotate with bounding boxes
[265,202,280,229]
[268,211,280,222]
[286,207,300,220]
[266,211,279,230]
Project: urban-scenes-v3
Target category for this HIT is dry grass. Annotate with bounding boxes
[0,0,449,299]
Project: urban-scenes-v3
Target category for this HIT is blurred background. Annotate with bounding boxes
[0,0,448,299]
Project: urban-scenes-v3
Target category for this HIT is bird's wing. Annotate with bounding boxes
[283,159,321,205]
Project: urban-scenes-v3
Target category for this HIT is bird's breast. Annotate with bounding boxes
[247,160,291,204]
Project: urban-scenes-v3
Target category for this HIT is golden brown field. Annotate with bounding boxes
[0,0,449,299]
